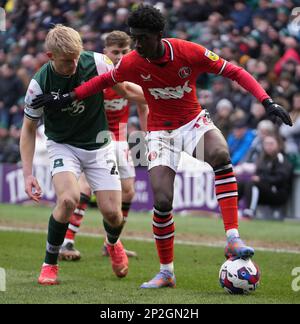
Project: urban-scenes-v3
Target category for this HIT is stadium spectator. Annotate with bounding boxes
[280,92,300,154]
[0,62,24,157]
[247,101,268,129]
[234,120,278,177]
[213,98,234,139]
[238,135,293,219]
[227,119,256,166]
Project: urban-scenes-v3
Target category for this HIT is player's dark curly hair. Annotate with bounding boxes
[127,5,165,32]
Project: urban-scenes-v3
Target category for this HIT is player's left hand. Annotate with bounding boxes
[24,175,42,203]
[31,92,73,110]
[262,98,293,126]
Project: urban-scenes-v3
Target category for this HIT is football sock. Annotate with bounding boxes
[214,162,239,232]
[153,207,175,271]
[160,262,174,274]
[226,228,239,239]
[45,215,69,265]
[64,193,90,242]
[122,201,131,222]
[103,219,124,245]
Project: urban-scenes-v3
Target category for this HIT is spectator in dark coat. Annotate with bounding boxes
[238,135,293,218]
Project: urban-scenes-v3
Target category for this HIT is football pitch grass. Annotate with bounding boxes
[0,204,300,304]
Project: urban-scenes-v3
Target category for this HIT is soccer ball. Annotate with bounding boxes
[219,258,260,294]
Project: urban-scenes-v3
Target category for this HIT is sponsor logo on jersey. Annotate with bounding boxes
[148,80,192,100]
[104,98,128,111]
[178,66,192,79]
[204,49,219,61]
[104,55,114,66]
[62,100,85,116]
[140,74,152,81]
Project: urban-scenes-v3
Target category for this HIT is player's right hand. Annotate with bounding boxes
[31,93,73,110]
[24,175,42,203]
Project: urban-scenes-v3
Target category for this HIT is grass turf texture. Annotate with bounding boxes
[0,204,300,304]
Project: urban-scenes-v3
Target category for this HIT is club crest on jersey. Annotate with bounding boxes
[178,67,192,79]
[140,74,152,81]
[204,49,219,61]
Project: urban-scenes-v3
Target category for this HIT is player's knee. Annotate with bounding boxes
[102,209,123,227]
[58,194,80,213]
[122,187,135,202]
[154,195,173,212]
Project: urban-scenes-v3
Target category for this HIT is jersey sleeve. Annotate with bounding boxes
[24,79,44,121]
[111,56,130,83]
[192,43,227,75]
[93,52,114,75]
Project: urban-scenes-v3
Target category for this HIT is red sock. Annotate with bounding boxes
[65,193,90,241]
[214,163,239,232]
[152,207,175,264]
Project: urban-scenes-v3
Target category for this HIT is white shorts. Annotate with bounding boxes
[113,141,136,179]
[46,140,121,192]
[146,110,217,172]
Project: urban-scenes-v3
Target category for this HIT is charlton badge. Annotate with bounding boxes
[178,66,192,79]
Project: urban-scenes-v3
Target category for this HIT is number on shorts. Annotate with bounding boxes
[107,159,119,175]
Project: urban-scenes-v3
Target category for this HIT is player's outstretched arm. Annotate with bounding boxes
[31,71,116,110]
[222,62,293,126]
[113,82,146,105]
[20,117,42,202]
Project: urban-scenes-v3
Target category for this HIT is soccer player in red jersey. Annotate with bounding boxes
[32,5,292,288]
[59,31,148,261]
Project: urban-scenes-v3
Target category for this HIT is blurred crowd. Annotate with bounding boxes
[1,0,300,169]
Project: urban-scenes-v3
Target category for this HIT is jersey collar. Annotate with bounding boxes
[145,39,174,65]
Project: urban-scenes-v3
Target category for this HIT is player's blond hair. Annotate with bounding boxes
[45,24,83,56]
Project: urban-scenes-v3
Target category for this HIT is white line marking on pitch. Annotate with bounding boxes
[0,225,300,255]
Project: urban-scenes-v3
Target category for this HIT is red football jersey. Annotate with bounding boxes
[104,87,129,141]
[111,38,227,131]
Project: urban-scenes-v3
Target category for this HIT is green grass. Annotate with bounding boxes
[1,204,300,248]
[0,204,300,304]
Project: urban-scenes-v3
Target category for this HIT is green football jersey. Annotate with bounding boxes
[24,51,114,150]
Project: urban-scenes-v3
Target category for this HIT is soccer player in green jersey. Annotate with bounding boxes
[59,31,148,261]
[20,25,145,285]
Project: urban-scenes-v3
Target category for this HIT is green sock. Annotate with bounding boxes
[103,219,124,245]
[45,215,69,265]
